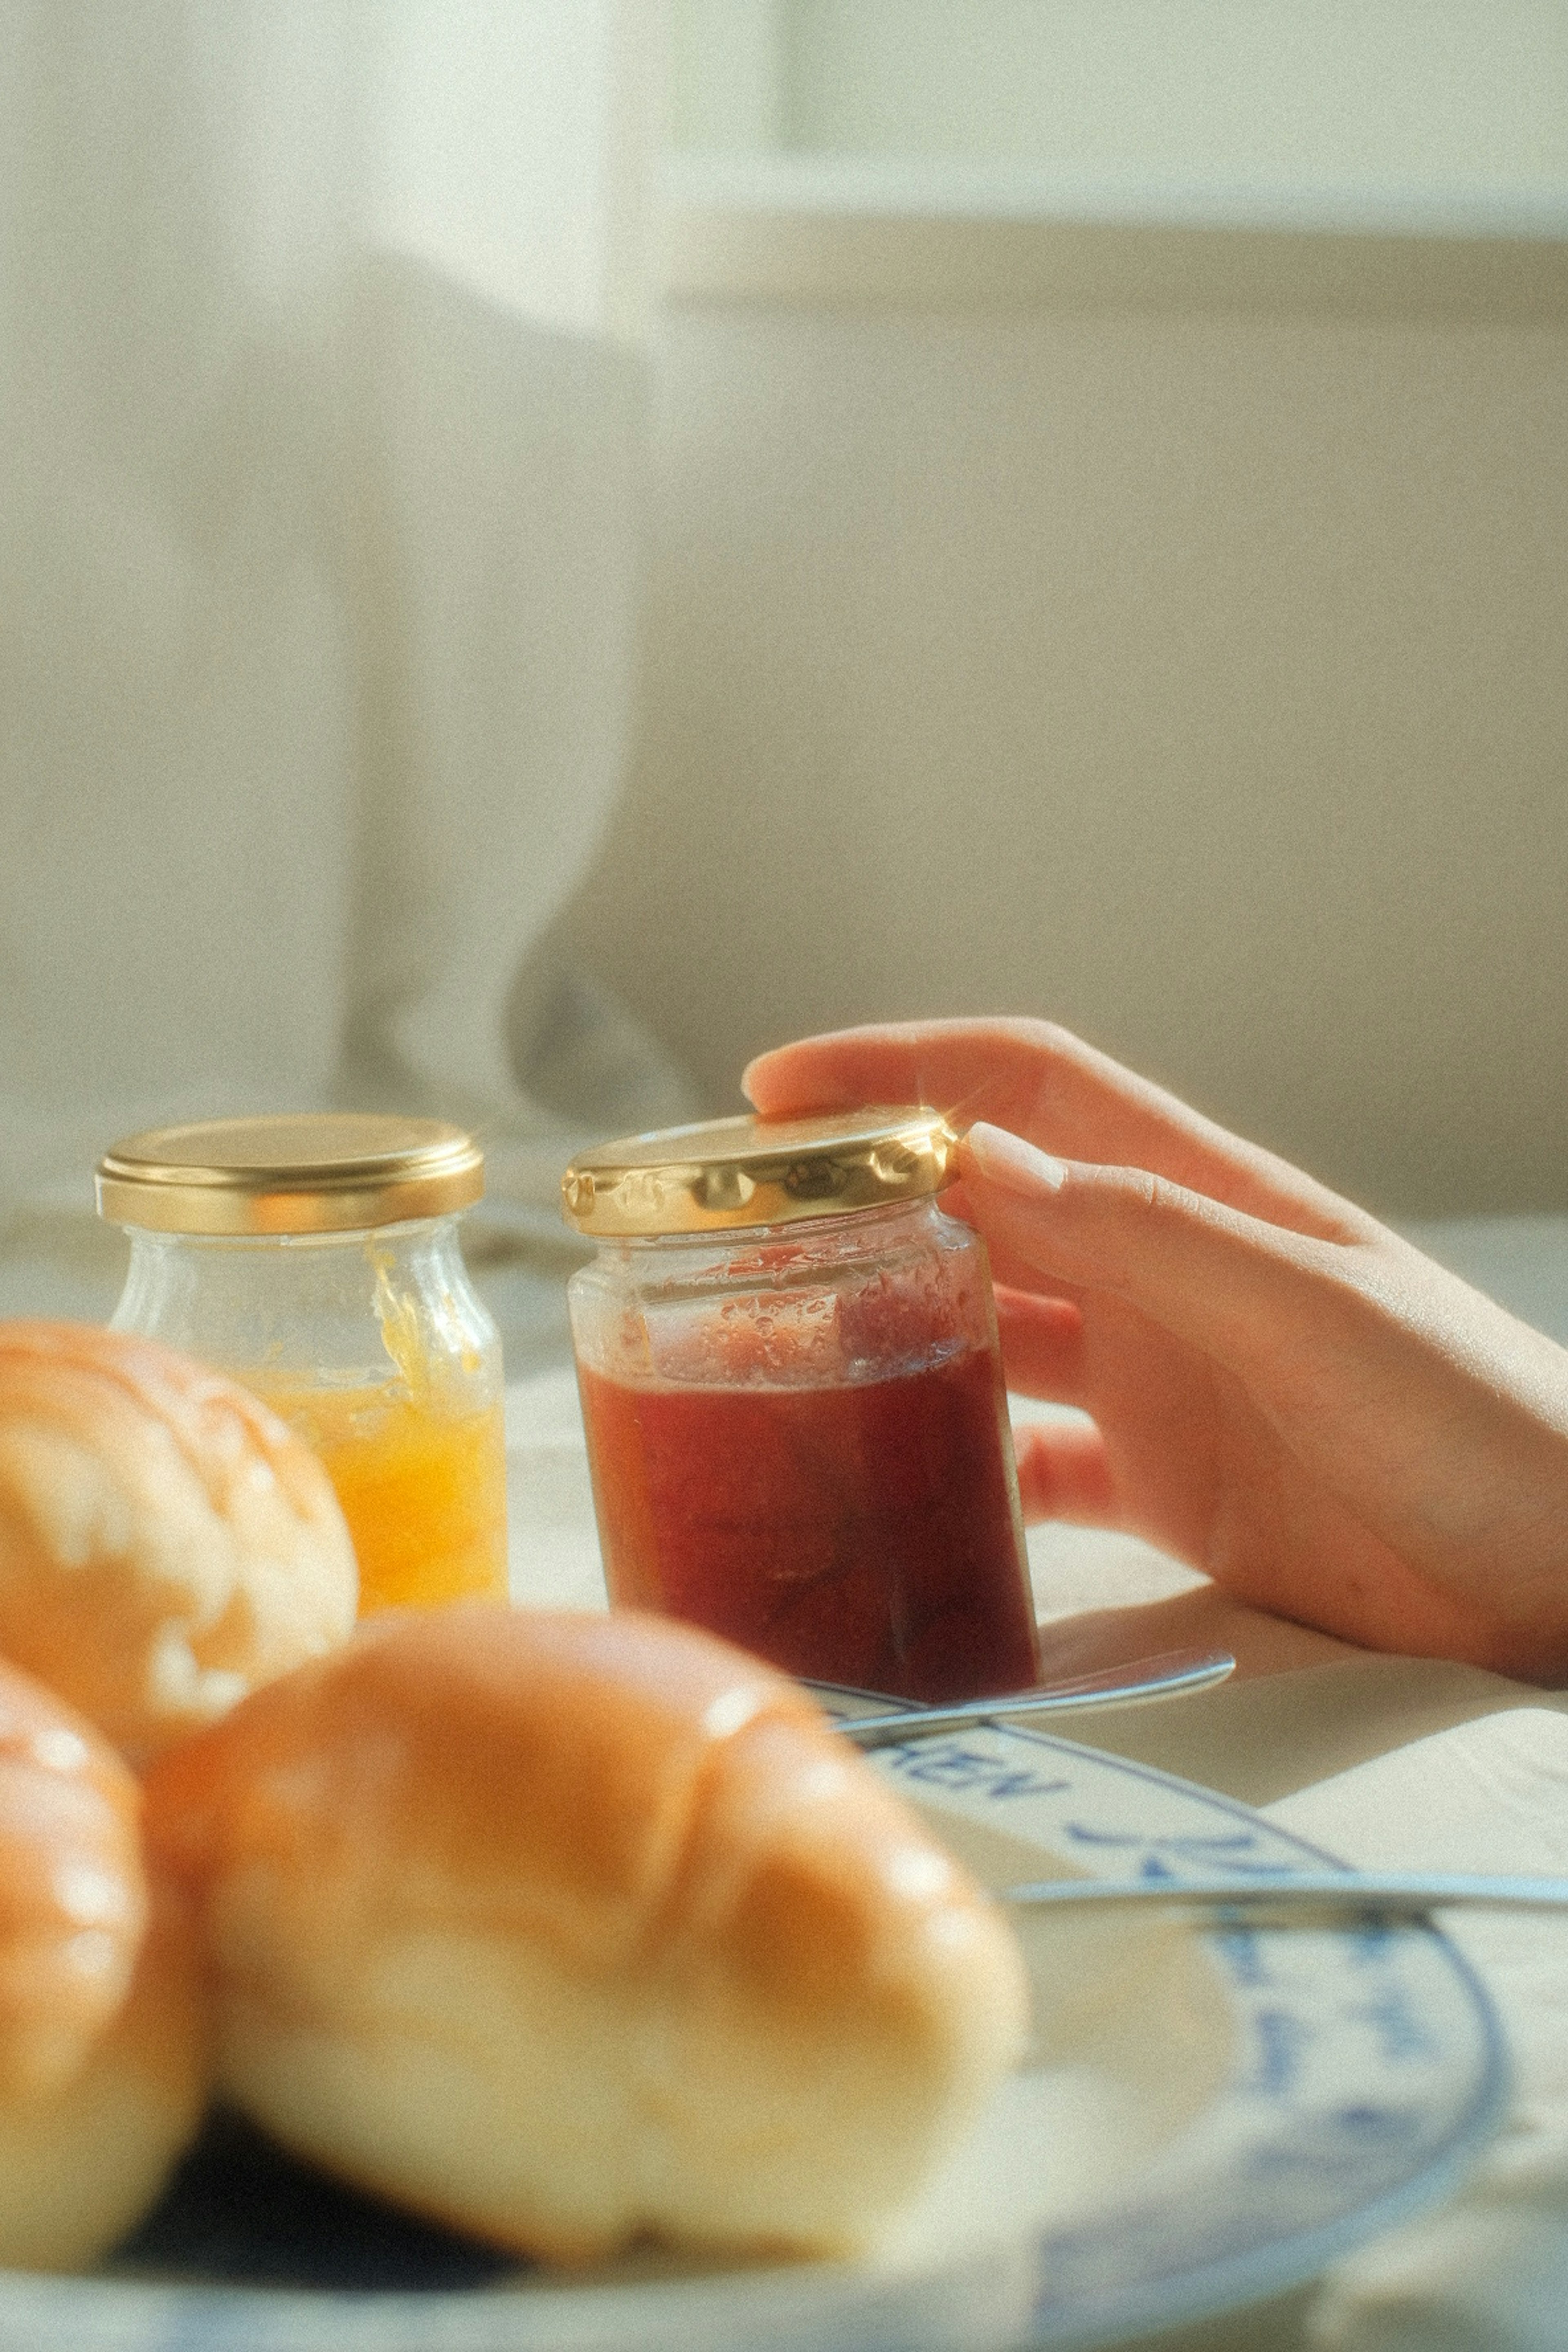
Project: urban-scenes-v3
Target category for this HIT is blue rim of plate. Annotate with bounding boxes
[942,1725,1512,2350]
[0,1724,1510,2352]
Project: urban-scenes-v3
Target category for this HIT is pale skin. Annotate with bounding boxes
[744,1020,1568,1684]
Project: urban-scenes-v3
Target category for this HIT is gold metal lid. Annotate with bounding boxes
[561,1107,956,1238]
[96,1114,484,1237]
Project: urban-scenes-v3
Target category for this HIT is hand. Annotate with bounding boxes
[744,1019,1568,1682]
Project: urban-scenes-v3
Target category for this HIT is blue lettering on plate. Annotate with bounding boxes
[1061,1826,1285,1876]
[1246,2105,1424,2179]
[1345,1922,1400,1968]
[1348,1991,1439,2063]
[1213,1926,1273,1988]
[881,1744,1071,1803]
[1334,2103,1421,2140]
[1248,2006,1313,2096]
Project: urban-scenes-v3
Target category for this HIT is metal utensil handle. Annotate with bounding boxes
[1002,1870,1568,1920]
[831,1651,1236,1746]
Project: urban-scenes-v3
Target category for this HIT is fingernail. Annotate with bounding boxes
[965,1123,1067,1195]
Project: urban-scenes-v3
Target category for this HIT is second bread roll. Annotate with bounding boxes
[0,1655,210,2270]
[0,1321,358,1760]
[145,1606,1029,2261]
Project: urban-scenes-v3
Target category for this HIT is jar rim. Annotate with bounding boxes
[96,1114,483,1237]
[561,1107,955,1239]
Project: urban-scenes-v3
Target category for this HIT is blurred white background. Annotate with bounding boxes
[559,0,1568,1216]
[2,2,1565,1361]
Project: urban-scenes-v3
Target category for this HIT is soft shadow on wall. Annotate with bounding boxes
[560,295,1568,1216]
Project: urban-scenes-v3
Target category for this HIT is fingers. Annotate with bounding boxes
[991,1285,1089,1403]
[744,1018,1366,1242]
[1010,1419,1118,1525]
[961,1122,1363,1385]
[744,1018,1046,1127]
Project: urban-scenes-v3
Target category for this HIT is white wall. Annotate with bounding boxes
[559,294,1568,1214]
[671,1,1568,199]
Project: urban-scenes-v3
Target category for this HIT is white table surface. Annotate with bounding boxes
[505,1213,1568,2352]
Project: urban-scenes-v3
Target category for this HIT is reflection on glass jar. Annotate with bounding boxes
[562,1109,1039,1704]
[97,1115,506,1615]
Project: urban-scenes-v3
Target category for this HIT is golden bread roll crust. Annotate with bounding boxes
[0,1321,357,1760]
[146,1606,1029,2261]
[0,1655,146,2103]
[0,1871,212,2270]
[0,1655,211,2269]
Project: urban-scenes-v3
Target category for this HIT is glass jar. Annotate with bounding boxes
[561,1109,1039,1702]
[96,1114,507,1615]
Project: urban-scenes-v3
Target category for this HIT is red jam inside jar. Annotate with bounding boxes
[564,1114,1040,1704]
[577,1346,1037,1699]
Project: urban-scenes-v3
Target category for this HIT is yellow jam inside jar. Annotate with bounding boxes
[254,1249,508,1615]
[257,1383,508,1615]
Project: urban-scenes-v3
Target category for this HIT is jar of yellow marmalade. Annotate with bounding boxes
[96,1115,507,1615]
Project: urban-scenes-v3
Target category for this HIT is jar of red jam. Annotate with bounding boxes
[561,1109,1039,1703]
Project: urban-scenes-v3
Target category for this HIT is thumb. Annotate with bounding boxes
[960,1121,1368,1372]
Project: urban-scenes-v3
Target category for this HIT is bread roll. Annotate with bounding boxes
[145,1606,1029,2261]
[0,1655,210,2269]
[0,1321,357,1760]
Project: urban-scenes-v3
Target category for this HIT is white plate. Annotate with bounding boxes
[0,1724,1506,2352]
